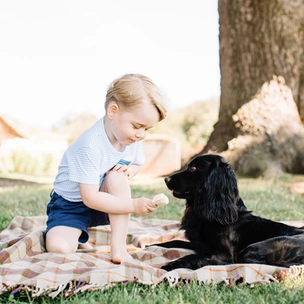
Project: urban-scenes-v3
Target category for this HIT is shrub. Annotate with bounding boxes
[0,138,66,175]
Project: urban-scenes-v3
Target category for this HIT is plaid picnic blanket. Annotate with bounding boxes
[0,216,303,298]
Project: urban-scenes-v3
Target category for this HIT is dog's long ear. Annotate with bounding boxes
[194,158,239,225]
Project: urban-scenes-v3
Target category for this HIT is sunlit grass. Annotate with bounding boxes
[238,175,304,221]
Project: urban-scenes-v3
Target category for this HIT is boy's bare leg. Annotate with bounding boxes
[45,226,82,253]
[108,213,132,263]
[100,171,132,264]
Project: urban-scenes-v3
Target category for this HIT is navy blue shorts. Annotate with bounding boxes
[45,191,109,243]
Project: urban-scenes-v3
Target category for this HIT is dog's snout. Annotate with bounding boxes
[164,176,171,184]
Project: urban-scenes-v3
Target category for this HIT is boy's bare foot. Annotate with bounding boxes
[78,242,93,250]
[111,249,133,264]
[77,242,98,253]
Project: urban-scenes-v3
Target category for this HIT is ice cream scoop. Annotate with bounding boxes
[152,193,169,207]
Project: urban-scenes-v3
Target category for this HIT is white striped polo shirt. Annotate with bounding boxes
[53,116,145,202]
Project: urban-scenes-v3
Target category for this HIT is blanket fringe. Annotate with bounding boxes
[1,265,304,298]
[285,265,304,278]
[1,281,108,298]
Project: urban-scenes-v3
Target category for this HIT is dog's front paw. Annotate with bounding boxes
[161,263,175,272]
[146,243,163,248]
[161,259,185,271]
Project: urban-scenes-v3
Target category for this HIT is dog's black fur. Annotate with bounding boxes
[156,154,304,271]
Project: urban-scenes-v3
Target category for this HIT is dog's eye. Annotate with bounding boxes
[189,166,196,172]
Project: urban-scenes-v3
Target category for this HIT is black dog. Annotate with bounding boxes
[156,154,304,271]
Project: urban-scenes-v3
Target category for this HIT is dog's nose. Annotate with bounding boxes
[164,177,171,184]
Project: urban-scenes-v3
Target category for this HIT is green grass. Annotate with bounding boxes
[1,173,304,303]
[2,280,304,304]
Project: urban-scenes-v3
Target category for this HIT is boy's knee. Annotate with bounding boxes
[45,229,79,254]
[106,170,129,181]
[46,238,77,254]
[102,171,131,195]
[104,170,129,186]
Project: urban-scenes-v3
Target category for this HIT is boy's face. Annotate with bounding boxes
[106,99,160,149]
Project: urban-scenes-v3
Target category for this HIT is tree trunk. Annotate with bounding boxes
[202,0,304,176]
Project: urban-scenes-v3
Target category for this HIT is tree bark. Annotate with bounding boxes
[202,0,304,176]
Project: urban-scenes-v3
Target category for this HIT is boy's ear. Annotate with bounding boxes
[107,102,119,119]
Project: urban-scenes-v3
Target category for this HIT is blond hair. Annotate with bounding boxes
[105,74,166,121]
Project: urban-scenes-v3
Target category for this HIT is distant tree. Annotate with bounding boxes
[151,100,219,164]
[202,0,304,176]
[52,112,98,144]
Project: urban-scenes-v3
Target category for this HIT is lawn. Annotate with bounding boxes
[0,173,304,303]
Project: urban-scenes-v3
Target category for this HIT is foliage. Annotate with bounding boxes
[151,99,219,163]
[0,173,304,302]
[0,138,64,175]
[52,112,98,145]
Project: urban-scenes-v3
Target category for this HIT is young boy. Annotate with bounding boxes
[45,74,167,264]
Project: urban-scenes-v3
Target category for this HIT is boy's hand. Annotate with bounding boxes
[132,198,157,216]
[108,164,131,178]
